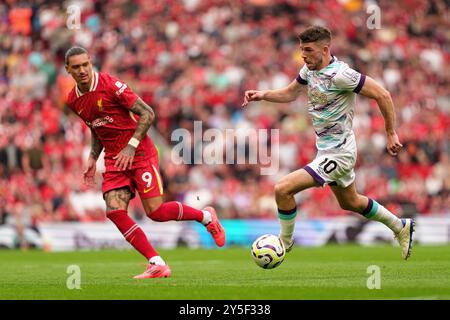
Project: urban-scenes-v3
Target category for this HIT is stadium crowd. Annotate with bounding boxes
[0,0,449,229]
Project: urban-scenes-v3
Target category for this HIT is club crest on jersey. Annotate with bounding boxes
[322,72,336,89]
[97,98,103,111]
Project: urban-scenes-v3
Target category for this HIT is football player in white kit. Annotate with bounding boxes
[242,26,414,260]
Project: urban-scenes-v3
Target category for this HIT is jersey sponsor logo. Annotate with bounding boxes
[322,72,336,89]
[323,78,332,89]
[89,115,114,128]
[319,72,337,89]
[97,98,103,111]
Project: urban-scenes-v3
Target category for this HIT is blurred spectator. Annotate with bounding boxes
[0,0,449,225]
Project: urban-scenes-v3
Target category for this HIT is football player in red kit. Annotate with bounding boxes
[65,47,225,279]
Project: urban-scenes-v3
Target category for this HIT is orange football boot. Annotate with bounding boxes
[133,263,171,279]
[204,206,226,247]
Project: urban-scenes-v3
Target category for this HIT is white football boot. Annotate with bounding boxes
[394,218,415,260]
[279,237,294,253]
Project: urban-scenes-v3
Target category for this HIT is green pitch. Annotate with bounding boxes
[1,244,449,300]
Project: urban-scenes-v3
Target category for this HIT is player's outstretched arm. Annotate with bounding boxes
[113,97,155,170]
[358,76,403,156]
[242,79,304,107]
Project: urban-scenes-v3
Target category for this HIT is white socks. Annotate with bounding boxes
[149,256,166,266]
[278,208,297,245]
[363,199,403,233]
[279,218,296,245]
[201,210,212,225]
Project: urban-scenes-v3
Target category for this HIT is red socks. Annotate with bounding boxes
[148,201,204,223]
[107,204,205,260]
[107,210,158,260]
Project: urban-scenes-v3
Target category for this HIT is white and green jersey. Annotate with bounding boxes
[297,56,366,150]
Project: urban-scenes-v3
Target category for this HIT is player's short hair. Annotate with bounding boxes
[65,46,88,65]
[298,26,332,44]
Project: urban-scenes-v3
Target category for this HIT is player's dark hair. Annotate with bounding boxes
[65,46,88,65]
[298,26,332,44]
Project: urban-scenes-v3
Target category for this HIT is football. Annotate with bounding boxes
[251,234,286,269]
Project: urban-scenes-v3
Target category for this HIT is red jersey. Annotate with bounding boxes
[66,72,157,171]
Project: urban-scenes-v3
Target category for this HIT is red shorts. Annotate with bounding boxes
[102,155,164,199]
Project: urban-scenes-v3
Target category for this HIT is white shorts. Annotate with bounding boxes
[304,133,357,188]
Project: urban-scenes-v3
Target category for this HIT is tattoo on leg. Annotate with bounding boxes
[105,188,131,212]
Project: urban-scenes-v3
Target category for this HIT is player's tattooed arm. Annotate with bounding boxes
[89,129,104,160]
[113,97,155,170]
[83,129,103,186]
[129,97,155,142]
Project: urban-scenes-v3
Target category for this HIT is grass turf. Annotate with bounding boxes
[0,244,449,300]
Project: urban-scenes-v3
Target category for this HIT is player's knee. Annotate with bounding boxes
[274,181,290,199]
